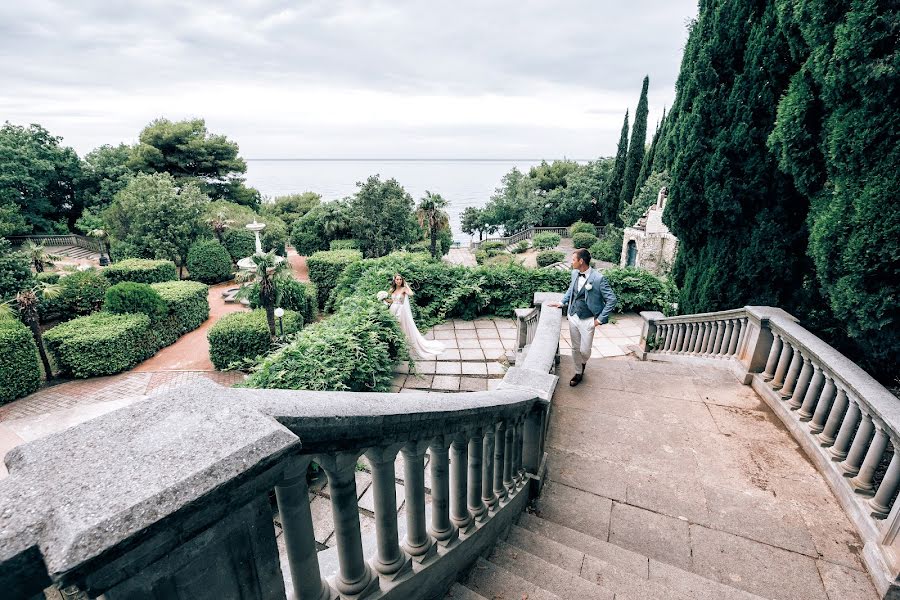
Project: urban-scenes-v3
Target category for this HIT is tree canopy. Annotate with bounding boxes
[619,76,650,215]
[349,176,419,258]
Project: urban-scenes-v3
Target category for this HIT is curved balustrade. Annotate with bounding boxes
[0,295,563,600]
[6,234,102,253]
[470,226,575,249]
[640,306,900,598]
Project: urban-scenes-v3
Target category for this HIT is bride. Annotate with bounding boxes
[381,274,445,360]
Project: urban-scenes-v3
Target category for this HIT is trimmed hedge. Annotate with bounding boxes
[104,283,168,322]
[104,259,178,285]
[42,269,109,321]
[0,317,41,404]
[248,278,318,325]
[569,221,597,237]
[152,281,210,344]
[222,228,256,263]
[603,267,677,315]
[307,250,362,310]
[480,241,506,252]
[537,250,566,267]
[187,240,233,284]
[329,239,359,251]
[208,309,303,370]
[44,312,154,378]
[532,232,561,249]
[572,232,599,249]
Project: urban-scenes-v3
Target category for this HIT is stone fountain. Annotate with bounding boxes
[223,220,285,303]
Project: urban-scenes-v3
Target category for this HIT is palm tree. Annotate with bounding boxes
[207,211,235,243]
[416,191,450,259]
[23,241,61,273]
[1,283,60,379]
[234,251,292,339]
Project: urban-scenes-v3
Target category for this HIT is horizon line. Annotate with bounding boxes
[245,157,593,162]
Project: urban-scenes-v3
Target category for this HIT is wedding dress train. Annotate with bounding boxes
[390,295,445,360]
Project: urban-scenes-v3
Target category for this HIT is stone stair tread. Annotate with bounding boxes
[488,539,614,600]
[444,582,489,600]
[465,557,563,600]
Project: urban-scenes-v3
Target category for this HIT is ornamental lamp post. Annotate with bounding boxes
[274,307,285,336]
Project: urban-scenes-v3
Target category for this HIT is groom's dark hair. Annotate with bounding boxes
[574,248,592,264]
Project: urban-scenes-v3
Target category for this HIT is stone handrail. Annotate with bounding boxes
[0,294,563,600]
[470,226,570,249]
[638,306,900,598]
[7,234,102,253]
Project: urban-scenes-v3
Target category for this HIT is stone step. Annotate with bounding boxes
[443,582,489,600]
[515,515,767,600]
[464,557,563,600]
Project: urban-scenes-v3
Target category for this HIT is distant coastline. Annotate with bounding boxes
[246,158,592,162]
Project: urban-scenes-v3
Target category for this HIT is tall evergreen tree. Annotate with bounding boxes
[619,76,650,217]
[604,111,630,224]
[636,108,665,193]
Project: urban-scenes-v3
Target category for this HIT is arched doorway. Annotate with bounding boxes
[626,240,637,267]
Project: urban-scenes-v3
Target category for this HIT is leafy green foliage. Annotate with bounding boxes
[55,269,109,317]
[103,283,167,322]
[329,239,359,251]
[247,278,318,325]
[243,297,406,391]
[0,240,35,301]
[512,241,531,254]
[36,272,59,284]
[482,168,543,233]
[261,192,321,230]
[460,206,497,240]
[349,176,419,258]
[44,312,154,378]
[0,318,41,404]
[307,250,363,310]
[590,226,624,263]
[187,240,233,284]
[222,228,256,262]
[78,143,133,214]
[532,232,561,250]
[103,259,178,285]
[603,267,676,315]
[572,232,598,249]
[537,251,566,267]
[605,112,630,224]
[480,241,506,252]
[620,171,670,228]
[569,221,597,237]
[152,281,210,344]
[208,309,303,370]
[415,191,452,259]
[620,76,650,212]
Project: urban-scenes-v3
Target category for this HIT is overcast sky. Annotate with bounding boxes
[1,1,698,159]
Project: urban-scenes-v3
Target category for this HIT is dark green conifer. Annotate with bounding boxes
[603,111,630,224]
[618,76,650,216]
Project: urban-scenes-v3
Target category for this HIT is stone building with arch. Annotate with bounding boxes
[620,187,678,276]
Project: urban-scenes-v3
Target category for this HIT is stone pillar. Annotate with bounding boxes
[870,449,900,519]
[317,453,378,598]
[522,407,542,473]
[839,412,875,477]
[687,323,699,353]
[699,322,713,355]
[721,320,734,355]
[727,319,742,355]
[275,457,332,600]
[494,422,508,503]
[428,436,459,547]
[778,350,804,399]
[514,418,525,488]
[735,319,749,358]
[770,343,794,389]
[850,426,890,496]
[482,427,498,512]
[468,429,487,522]
[365,445,411,580]
[829,399,861,460]
[819,388,849,447]
[797,364,825,421]
[503,420,515,496]
[400,441,436,564]
[762,333,783,381]
[712,321,726,355]
[788,357,814,410]
[808,376,837,434]
[675,323,687,352]
[449,433,473,534]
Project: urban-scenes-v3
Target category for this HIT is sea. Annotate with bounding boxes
[244,159,560,244]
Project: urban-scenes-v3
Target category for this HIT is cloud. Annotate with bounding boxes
[0,0,698,157]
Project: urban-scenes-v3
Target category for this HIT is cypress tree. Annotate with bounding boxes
[619,76,650,217]
[636,108,665,193]
[603,110,630,224]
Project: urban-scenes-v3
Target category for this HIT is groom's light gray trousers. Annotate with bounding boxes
[568,314,595,374]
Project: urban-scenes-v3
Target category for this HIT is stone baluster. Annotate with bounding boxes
[850,425,890,496]
[494,422,508,504]
[870,447,900,519]
[657,325,668,352]
[778,349,804,400]
[762,333,783,381]
[365,445,411,580]
[726,319,741,355]
[672,323,685,352]
[514,417,525,488]
[468,429,487,522]
[664,325,676,352]
[788,356,814,410]
[699,322,713,355]
[721,320,734,355]
[819,388,849,447]
[429,436,459,547]
[686,323,699,353]
[829,399,862,460]
[797,364,826,421]
[711,321,726,355]
[694,322,707,353]
[274,457,332,600]
[808,375,837,434]
[450,433,473,534]
[669,325,680,352]
[317,453,378,598]
[482,426,498,512]
[770,342,794,390]
[503,419,515,496]
[400,441,437,564]
[839,412,875,477]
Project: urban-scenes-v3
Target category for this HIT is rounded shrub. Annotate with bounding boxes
[537,250,566,267]
[572,232,599,249]
[589,226,624,263]
[569,221,598,237]
[104,259,178,285]
[329,239,359,251]
[222,228,256,262]
[603,266,677,314]
[0,240,36,302]
[480,241,506,253]
[187,240,233,284]
[208,309,303,370]
[0,317,41,404]
[307,250,362,311]
[104,282,168,322]
[512,240,531,254]
[532,232,561,250]
[44,312,154,378]
[57,269,110,317]
[36,272,60,285]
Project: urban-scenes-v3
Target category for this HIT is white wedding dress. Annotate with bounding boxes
[390,292,445,360]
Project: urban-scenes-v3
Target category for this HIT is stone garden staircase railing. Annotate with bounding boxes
[470,226,570,250]
[0,296,563,600]
[640,306,900,598]
[7,234,103,253]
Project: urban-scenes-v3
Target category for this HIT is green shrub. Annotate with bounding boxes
[572,232,599,249]
[512,240,531,254]
[603,267,677,314]
[532,232,561,249]
[104,259,178,285]
[290,209,330,256]
[208,309,303,370]
[222,228,256,262]
[186,240,233,284]
[569,221,598,237]
[480,241,506,253]
[108,241,145,262]
[36,272,60,284]
[484,253,516,267]
[589,226,624,263]
[248,278,318,325]
[243,297,407,392]
[56,269,109,317]
[104,283,168,322]
[329,239,359,251]
[261,220,288,256]
[307,250,362,310]
[0,318,41,404]
[152,280,210,337]
[44,312,154,378]
[536,250,566,267]
[0,240,36,301]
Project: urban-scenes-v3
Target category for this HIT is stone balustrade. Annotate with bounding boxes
[7,234,102,253]
[640,306,900,598]
[0,294,562,600]
[469,226,572,249]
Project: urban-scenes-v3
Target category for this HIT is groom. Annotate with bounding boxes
[547,248,617,386]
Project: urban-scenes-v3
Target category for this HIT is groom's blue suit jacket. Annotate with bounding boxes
[560,268,617,324]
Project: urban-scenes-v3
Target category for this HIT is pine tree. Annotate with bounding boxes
[603,111,629,225]
[618,76,650,218]
[636,108,665,193]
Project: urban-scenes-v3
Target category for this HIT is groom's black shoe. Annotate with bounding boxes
[569,373,583,386]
